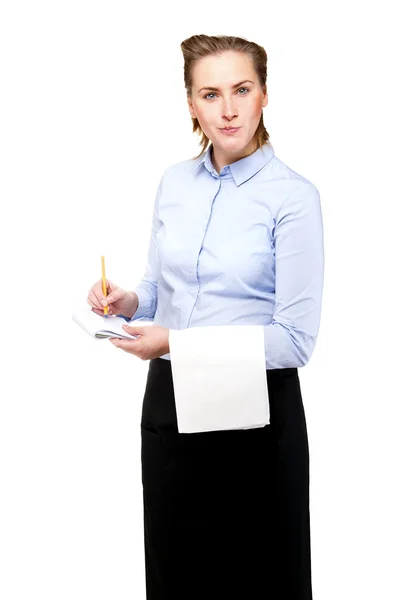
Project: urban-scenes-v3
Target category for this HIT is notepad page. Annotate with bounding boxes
[72,306,138,339]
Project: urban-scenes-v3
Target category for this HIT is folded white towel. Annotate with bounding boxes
[169,325,269,433]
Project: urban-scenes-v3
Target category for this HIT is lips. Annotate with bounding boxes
[219,126,241,136]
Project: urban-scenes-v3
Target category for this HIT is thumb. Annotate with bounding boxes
[106,285,123,303]
[122,323,146,336]
[106,279,115,293]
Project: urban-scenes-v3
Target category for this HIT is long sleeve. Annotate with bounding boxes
[129,172,165,321]
[263,183,324,368]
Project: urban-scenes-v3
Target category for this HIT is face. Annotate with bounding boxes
[187,51,268,168]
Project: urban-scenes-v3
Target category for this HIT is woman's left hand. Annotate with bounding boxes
[109,324,170,360]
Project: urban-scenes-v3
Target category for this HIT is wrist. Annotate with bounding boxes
[123,291,139,320]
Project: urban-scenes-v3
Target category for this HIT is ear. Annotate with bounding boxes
[262,88,268,108]
[187,94,196,119]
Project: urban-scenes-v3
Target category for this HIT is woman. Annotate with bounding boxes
[88,34,324,600]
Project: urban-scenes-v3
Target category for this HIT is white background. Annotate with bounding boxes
[1,1,398,598]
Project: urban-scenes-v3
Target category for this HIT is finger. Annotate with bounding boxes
[87,293,109,313]
[86,296,108,316]
[87,289,102,309]
[95,282,108,306]
[92,307,113,316]
[111,338,140,352]
[88,283,105,308]
[92,280,113,308]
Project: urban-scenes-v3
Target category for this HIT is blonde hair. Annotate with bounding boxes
[180,34,271,159]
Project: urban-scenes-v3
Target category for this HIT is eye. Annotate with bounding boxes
[203,87,250,100]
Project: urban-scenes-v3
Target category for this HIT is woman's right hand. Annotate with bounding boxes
[87,279,138,319]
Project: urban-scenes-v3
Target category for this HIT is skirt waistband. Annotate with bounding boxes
[142,358,302,436]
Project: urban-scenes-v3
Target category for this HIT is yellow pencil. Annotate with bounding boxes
[101,255,109,316]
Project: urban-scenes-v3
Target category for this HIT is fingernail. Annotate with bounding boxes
[101,300,107,306]
[107,295,114,302]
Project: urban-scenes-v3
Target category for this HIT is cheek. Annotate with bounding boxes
[250,97,264,118]
[196,106,213,124]
[194,108,214,134]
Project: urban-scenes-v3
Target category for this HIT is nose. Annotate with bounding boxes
[221,98,238,120]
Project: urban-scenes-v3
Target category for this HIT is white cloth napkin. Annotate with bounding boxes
[169,325,269,433]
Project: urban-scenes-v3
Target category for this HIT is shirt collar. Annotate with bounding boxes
[193,141,275,186]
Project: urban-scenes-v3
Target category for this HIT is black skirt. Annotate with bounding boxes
[140,357,313,600]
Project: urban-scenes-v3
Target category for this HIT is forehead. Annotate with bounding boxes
[192,52,255,88]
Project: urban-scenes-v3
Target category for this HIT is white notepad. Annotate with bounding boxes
[72,305,152,339]
[169,325,269,433]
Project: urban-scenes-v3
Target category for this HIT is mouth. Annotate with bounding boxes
[219,126,241,134]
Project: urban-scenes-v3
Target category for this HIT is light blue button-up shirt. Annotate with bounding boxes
[129,141,324,369]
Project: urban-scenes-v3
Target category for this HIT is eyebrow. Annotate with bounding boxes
[197,80,254,94]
